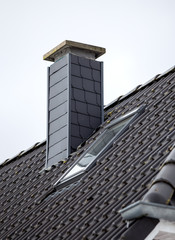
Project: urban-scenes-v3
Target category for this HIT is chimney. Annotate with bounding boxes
[43,40,105,168]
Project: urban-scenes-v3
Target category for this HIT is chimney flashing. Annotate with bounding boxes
[43,40,106,62]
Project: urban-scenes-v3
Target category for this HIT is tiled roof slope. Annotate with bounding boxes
[0,68,175,240]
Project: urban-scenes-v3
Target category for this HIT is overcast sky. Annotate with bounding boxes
[0,0,175,163]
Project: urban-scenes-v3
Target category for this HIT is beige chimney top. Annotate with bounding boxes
[43,40,106,62]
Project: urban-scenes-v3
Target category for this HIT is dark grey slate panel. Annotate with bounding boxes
[71,76,83,90]
[50,78,68,98]
[50,66,68,87]
[49,126,67,147]
[71,136,82,150]
[79,126,93,139]
[85,91,98,105]
[48,138,67,159]
[72,88,85,102]
[50,55,68,75]
[90,59,101,70]
[70,112,78,125]
[71,100,76,112]
[71,64,81,77]
[96,94,101,106]
[71,54,79,64]
[90,116,101,128]
[80,66,92,79]
[49,101,67,122]
[83,79,95,92]
[77,113,90,127]
[92,69,101,82]
[49,90,67,110]
[79,57,90,67]
[87,104,101,117]
[49,114,67,135]
[71,124,81,138]
[94,81,101,94]
[75,101,88,115]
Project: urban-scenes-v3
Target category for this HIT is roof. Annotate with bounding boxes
[0,66,175,239]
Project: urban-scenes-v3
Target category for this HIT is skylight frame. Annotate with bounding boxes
[54,105,146,188]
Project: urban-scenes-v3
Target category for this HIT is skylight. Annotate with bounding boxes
[54,105,145,188]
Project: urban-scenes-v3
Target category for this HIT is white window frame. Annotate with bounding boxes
[54,105,146,188]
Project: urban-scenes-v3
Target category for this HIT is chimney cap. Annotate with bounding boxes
[43,40,106,62]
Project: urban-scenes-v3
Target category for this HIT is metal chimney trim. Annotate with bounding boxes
[43,40,106,62]
[100,62,104,121]
[67,54,71,157]
[119,201,175,222]
[45,67,50,169]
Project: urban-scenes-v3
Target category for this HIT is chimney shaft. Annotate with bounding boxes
[44,40,105,168]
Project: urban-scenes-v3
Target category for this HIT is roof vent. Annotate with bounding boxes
[44,40,105,168]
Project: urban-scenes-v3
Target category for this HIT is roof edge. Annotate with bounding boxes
[0,140,46,168]
[105,65,175,110]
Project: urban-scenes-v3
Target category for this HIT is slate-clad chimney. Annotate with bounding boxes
[43,40,105,168]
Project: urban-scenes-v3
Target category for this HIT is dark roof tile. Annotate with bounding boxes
[0,68,175,239]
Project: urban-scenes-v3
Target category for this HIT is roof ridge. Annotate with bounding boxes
[0,140,46,167]
[104,65,175,110]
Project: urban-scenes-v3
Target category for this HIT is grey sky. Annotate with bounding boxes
[0,0,175,163]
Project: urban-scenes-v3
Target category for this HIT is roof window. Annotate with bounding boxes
[54,105,145,188]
